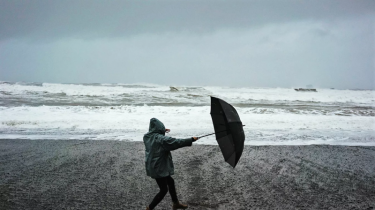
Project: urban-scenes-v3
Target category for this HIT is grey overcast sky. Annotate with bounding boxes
[0,0,374,89]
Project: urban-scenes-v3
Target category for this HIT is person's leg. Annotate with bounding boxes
[166,176,188,210]
[148,177,168,210]
[166,176,178,202]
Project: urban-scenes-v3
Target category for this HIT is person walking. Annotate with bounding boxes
[144,118,198,210]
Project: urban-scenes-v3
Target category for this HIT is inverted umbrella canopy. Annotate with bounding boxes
[210,96,245,168]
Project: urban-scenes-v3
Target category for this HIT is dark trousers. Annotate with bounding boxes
[149,176,178,209]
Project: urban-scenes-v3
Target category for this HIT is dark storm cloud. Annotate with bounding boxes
[0,0,374,40]
[0,0,374,89]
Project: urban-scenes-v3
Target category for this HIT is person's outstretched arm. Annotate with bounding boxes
[159,135,198,151]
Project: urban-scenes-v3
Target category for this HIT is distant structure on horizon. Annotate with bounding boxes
[294,84,317,92]
[294,88,317,92]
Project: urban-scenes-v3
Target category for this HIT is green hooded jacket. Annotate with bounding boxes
[143,118,193,179]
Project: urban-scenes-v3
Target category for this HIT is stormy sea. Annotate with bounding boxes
[1,81,375,210]
[1,81,374,145]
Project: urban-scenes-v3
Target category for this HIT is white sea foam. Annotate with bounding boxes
[0,105,374,145]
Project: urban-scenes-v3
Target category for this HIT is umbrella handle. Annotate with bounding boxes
[198,125,245,139]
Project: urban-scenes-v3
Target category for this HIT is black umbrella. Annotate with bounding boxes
[199,96,245,168]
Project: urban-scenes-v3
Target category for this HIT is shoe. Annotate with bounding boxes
[172,201,188,210]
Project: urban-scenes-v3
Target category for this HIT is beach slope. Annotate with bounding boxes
[0,140,374,209]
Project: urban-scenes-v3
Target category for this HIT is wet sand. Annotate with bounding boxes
[0,139,374,210]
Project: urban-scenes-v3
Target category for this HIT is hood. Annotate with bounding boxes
[148,118,166,135]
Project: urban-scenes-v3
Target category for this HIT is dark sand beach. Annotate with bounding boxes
[0,139,374,210]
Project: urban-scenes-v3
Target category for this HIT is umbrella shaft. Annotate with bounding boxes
[198,130,226,138]
[198,125,245,139]
[198,132,216,138]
